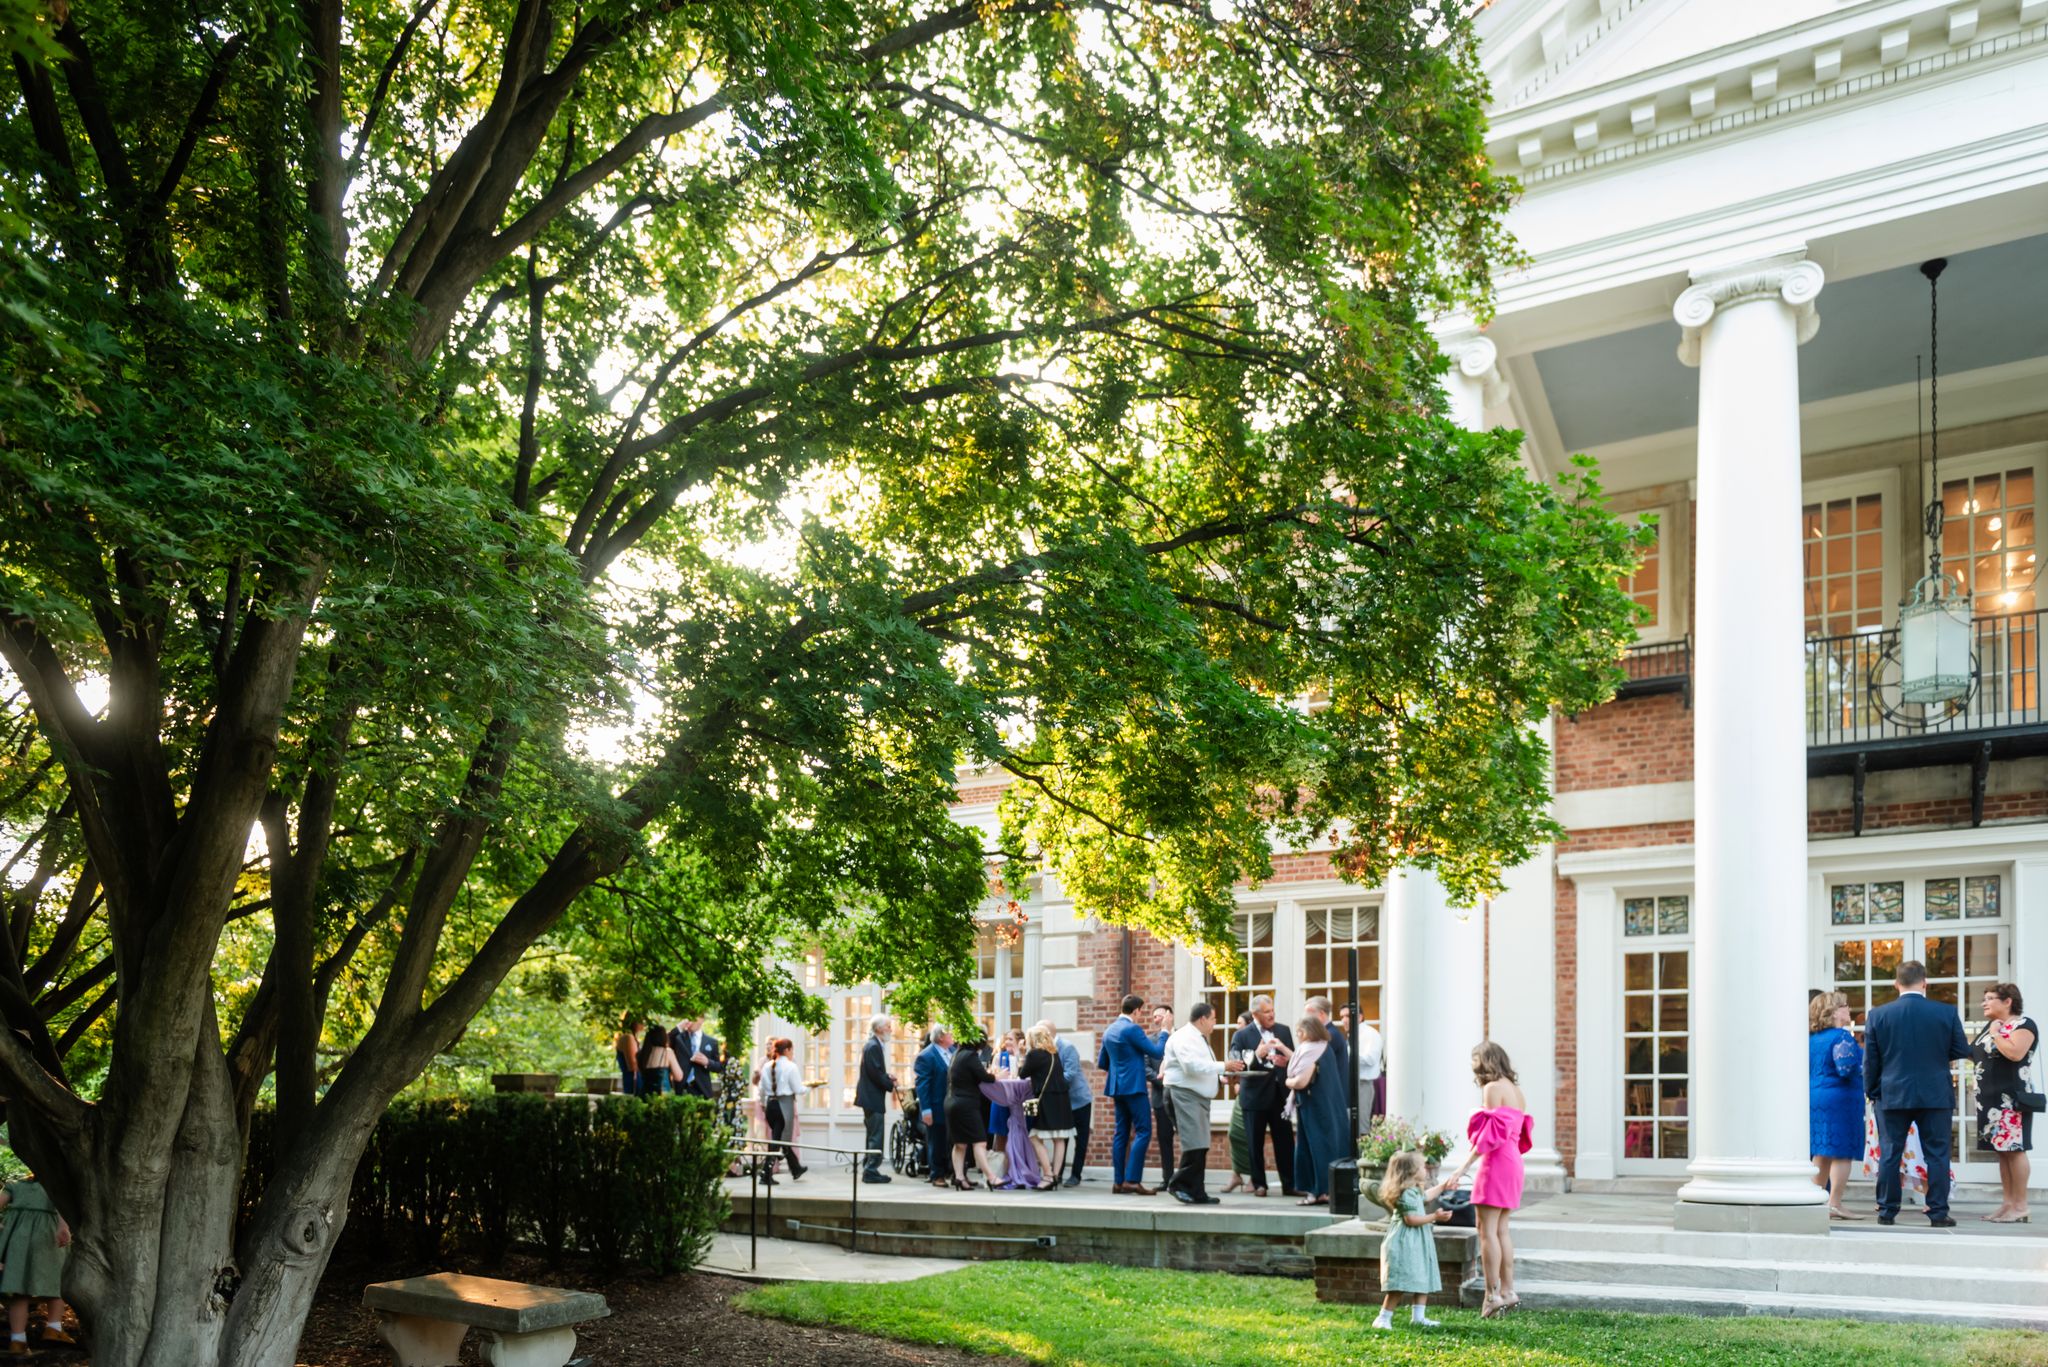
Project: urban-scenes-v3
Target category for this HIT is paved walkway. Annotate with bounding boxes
[701,1230,971,1282]
[1529,1184,2048,1238]
[724,1168,1340,1220]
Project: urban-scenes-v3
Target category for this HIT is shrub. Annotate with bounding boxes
[240,1091,730,1274]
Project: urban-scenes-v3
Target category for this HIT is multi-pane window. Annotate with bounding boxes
[1825,873,2007,1161]
[801,1029,830,1108]
[1941,469,2036,614]
[1621,894,1690,1164]
[970,927,1025,1045]
[1803,493,1885,637]
[1203,909,1275,1060]
[1620,514,1662,636]
[838,993,873,1108]
[1303,903,1382,1033]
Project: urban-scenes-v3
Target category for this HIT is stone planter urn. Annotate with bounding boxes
[584,1077,617,1095]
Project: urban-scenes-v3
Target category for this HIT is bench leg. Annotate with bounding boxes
[373,1311,468,1366]
[478,1324,579,1367]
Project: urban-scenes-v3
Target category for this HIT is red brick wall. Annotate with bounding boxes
[1552,874,1576,1175]
[1555,693,1694,792]
[1809,790,2048,835]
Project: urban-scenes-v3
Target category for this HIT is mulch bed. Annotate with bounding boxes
[296,1249,1017,1367]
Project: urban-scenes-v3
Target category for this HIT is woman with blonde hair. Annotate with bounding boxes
[1438,1040,1532,1318]
[1808,991,1864,1219]
[1018,1022,1075,1190]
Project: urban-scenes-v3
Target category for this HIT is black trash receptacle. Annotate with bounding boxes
[1328,1158,1360,1217]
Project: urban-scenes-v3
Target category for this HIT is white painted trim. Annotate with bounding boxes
[1555,782,1695,830]
[1575,882,1622,1181]
[1801,465,1901,630]
[1560,843,1699,880]
[1492,0,1971,129]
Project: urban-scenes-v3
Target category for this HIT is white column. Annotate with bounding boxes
[1380,329,1504,1155]
[1384,868,1486,1153]
[1672,250,1828,1232]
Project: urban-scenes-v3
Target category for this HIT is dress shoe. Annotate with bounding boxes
[1170,1187,1195,1204]
[1128,1183,1156,1196]
[1191,1194,1220,1205]
[1062,1176,1081,1188]
[1877,1213,1895,1225]
[1112,1183,1133,1194]
[863,1172,892,1184]
[1930,1215,1957,1227]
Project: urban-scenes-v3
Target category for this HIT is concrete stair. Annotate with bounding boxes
[1506,1221,2048,1328]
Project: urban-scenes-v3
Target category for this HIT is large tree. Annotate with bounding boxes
[0,0,1640,1360]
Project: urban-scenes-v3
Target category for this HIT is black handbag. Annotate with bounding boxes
[1022,1059,1049,1119]
[1976,1024,2046,1112]
[1430,1187,1476,1228]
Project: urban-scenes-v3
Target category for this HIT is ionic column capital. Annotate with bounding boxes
[1434,325,1510,410]
[1674,252,1825,366]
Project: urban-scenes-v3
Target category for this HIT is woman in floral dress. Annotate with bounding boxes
[1973,982,2038,1223]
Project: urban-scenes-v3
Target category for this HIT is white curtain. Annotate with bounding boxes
[1305,903,1379,944]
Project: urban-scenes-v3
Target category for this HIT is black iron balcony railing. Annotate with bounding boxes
[1617,635,1692,704]
[1805,608,2046,751]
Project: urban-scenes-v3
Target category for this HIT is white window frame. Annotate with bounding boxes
[1926,442,2048,617]
[1800,469,1898,637]
[1618,507,1682,645]
[1615,886,1694,1175]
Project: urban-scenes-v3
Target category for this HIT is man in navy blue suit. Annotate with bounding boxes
[1098,993,1167,1194]
[1864,960,1973,1226]
[914,1025,955,1185]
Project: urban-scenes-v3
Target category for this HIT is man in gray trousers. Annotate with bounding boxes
[1160,1001,1245,1203]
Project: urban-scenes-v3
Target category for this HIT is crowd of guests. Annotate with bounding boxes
[611,1013,727,1100]
[1810,963,2040,1224]
[840,992,1391,1206]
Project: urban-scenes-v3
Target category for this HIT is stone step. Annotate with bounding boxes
[1512,1247,2048,1308]
[1511,1278,2048,1331]
[1512,1219,2048,1270]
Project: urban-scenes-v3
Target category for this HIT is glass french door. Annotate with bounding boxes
[1826,873,2009,1176]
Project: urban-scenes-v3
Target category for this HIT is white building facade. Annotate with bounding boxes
[754,0,2048,1215]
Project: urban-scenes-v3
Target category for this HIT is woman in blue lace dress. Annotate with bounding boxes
[1809,990,1865,1220]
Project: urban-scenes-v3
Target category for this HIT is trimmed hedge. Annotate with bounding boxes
[242,1093,729,1273]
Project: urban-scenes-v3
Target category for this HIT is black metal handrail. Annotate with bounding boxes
[1805,608,2046,748]
[1616,635,1691,703]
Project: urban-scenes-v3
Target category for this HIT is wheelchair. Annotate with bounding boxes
[890,1107,930,1178]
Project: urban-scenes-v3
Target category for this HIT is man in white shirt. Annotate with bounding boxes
[1341,1003,1385,1124]
[1161,1001,1246,1204]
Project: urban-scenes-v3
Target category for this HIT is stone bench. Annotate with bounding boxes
[364,1272,609,1367]
[1307,1218,1484,1306]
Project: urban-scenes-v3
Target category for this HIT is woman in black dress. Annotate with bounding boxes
[946,1042,999,1191]
[1975,982,2039,1223]
[1018,1023,1073,1191]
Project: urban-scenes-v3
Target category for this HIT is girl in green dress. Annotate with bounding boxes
[0,1177,72,1352]
[1373,1150,1452,1331]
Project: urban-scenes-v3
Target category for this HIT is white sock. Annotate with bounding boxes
[1411,1305,1438,1325]
[44,1321,59,1331]
[1372,1310,1394,1328]
[10,1332,24,1343]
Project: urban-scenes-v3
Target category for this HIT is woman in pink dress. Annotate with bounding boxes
[1436,1040,1533,1319]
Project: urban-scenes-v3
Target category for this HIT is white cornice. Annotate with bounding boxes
[1491,5,2046,184]
[1491,0,1950,129]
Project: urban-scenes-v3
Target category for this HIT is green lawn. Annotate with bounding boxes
[740,1262,2048,1366]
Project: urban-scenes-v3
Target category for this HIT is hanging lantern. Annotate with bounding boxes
[1898,574,1972,705]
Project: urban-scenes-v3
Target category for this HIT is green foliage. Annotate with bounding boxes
[1,7,1638,1316]
[1359,1115,1455,1167]
[743,1262,2047,1366]
[243,1092,729,1273]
